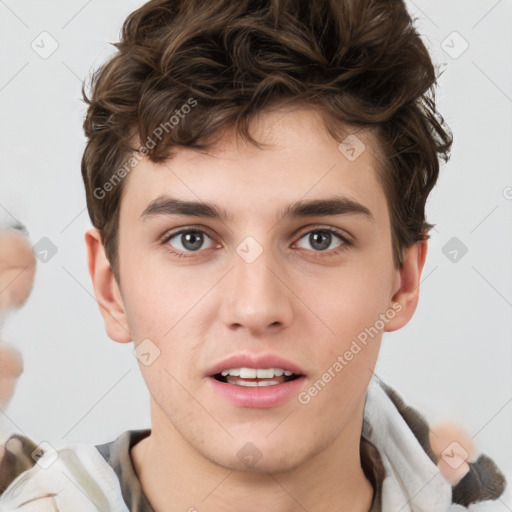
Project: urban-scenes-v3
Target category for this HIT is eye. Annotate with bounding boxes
[162,228,217,256]
[295,228,350,253]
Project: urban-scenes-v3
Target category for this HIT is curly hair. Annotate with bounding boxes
[81,0,452,282]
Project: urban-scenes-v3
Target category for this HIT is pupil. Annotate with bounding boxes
[182,232,203,251]
[310,231,330,251]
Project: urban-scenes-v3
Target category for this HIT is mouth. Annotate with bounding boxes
[212,367,302,387]
[206,353,306,407]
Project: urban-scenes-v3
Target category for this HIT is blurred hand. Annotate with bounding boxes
[0,228,36,459]
[429,421,476,485]
[0,345,23,410]
[0,229,36,312]
[0,229,36,409]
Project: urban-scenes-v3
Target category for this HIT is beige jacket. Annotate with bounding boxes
[0,376,508,511]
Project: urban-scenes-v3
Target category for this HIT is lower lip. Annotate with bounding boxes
[207,376,306,408]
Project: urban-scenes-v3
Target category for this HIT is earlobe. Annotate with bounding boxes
[384,239,428,332]
[84,227,132,343]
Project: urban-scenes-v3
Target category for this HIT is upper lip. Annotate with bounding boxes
[206,352,306,377]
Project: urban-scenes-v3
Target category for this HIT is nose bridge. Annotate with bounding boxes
[221,235,293,332]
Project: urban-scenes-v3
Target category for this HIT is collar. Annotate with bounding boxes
[96,376,508,511]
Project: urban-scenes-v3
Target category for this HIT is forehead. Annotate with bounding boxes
[120,107,388,225]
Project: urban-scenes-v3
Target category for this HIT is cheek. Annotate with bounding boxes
[311,260,394,343]
[120,243,194,335]
[120,262,214,373]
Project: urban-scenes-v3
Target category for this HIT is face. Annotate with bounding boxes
[98,107,412,473]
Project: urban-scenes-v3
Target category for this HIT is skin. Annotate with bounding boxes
[0,230,33,405]
[0,230,36,312]
[86,107,427,512]
[0,229,34,459]
[430,421,476,485]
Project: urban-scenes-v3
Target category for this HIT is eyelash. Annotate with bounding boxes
[160,226,353,259]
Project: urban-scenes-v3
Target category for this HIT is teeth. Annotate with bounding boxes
[219,367,296,378]
[240,368,257,378]
[257,380,280,387]
[228,378,282,387]
[256,368,274,378]
[234,379,258,387]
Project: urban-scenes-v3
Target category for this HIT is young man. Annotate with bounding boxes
[0,0,509,510]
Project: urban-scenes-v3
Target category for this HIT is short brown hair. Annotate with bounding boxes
[81,0,452,282]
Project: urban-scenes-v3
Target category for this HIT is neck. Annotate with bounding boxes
[132,400,374,512]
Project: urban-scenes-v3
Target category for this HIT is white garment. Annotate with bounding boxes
[0,377,509,511]
[362,377,511,511]
[0,444,128,512]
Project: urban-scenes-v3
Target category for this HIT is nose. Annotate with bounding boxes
[219,242,294,335]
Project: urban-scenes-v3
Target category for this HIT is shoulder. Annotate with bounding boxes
[363,377,510,511]
[0,434,39,494]
[0,434,130,511]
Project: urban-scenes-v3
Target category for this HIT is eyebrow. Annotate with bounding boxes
[140,195,374,222]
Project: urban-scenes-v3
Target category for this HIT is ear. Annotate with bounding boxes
[85,227,132,343]
[384,239,428,332]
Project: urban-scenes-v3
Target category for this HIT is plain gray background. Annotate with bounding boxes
[1,0,511,476]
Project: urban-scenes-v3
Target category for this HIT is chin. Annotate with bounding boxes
[191,430,320,475]
[207,446,311,474]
